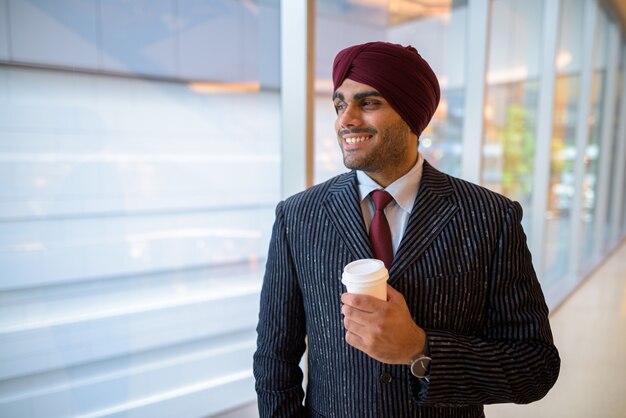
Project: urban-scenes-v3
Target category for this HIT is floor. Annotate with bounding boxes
[216,240,626,418]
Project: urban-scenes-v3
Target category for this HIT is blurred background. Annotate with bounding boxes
[0,0,625,417]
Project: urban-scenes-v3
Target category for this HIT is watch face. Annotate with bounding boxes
[410,356,431,378]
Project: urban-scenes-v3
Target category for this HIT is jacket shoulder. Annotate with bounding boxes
[450,175,513,207]
[423,163,518,217]
[281,171,354,211]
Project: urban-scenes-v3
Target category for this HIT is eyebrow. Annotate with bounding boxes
[332,91,383,101]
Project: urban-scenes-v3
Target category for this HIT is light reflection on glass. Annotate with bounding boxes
[482,0,543,237]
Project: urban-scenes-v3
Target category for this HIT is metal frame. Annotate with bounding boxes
[593,19,621,257]
[461,0,491,184]
[530,0,561,275]
[608,42,626,246]
[281,0,316,199]
[281,0,317,389]
[569,0,598,277]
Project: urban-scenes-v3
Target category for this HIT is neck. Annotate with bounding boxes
[366,154,419,188]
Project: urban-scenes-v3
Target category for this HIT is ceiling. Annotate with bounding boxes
[319,0,626,29]
[317,0,456,26]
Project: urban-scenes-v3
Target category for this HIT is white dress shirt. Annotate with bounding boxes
[356,152,424,255]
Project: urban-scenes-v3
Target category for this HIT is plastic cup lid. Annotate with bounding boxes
[342,259,388,284]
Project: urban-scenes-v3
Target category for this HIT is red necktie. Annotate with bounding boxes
[369,190,394,269]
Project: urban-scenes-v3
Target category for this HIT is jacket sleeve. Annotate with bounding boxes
[253,201,307,417]
[416,201,560,405]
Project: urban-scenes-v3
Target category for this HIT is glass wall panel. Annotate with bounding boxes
[0,1,280,417]
[580,7,610,267]
[604,34,623,248]
[618,137,626,233]
[482,0,543,236]
[543,0,585,285]
[622,75,626,234]
[314,0,468,184]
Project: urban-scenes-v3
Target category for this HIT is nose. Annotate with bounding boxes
[338,103,362,128]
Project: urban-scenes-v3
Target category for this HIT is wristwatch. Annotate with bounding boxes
[409,355,432,379]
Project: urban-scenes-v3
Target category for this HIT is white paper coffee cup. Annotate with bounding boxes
[341,259,389,300]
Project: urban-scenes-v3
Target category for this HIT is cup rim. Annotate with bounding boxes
[342,259,388,284]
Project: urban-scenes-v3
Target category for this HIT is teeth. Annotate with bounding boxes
[345,136,369,144]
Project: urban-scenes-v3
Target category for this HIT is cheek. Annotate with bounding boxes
[334,118,342,134]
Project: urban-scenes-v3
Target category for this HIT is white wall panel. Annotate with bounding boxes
[241,1,259,83]
[9,0,99,68]
[3,0,283,86]
[0,9,281,412]
[258,5,280,88]
[0,330,257,417]
[99,0,177,77]
[0,146,280,218]
[0,210,273,289]
[0,67,281,220]
[0,0,10,60]
[0,291,260,380]
[178,0,242,81]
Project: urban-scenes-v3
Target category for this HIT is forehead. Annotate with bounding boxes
[333,78,382,101]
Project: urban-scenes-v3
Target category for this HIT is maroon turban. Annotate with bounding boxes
[332,41,440,136]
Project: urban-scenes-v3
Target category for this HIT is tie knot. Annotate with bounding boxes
[371,190,393,211]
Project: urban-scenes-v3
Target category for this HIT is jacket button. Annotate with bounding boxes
[380,372,392,384]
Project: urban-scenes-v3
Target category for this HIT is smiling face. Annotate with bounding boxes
[333,78,418,187]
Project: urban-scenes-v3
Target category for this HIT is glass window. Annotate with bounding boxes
[482,0,544,236]
[314,0,468,184]
[580,7,610,266]
[0,1,280,417]
[620,44,626,235]
[604,31,623,248]
[543,0,585,285]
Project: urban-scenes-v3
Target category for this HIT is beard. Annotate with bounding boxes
[340,118,414,175]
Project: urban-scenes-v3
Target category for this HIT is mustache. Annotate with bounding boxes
[338,128,377,136]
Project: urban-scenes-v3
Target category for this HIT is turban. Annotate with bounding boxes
[332,41,440,137]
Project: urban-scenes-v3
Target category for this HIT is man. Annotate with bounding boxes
[254,41,560,418]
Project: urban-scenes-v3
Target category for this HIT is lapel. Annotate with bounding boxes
[320,162,459,278]
[388,160,459,283]
[321,172,372,261]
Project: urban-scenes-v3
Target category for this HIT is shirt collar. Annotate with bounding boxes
[356,152,424,213]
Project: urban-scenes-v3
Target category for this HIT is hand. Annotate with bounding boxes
[341,285,427,364]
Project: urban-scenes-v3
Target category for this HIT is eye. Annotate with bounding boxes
[334,102,347,113]
[361,100,380,109]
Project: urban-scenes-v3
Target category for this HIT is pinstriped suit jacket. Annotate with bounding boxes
[254,161,560,418]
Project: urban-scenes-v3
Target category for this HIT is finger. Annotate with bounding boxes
[343,316,367,334]
[344,330,365,350]
[342,307,371,327]
[341,292,383,312]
